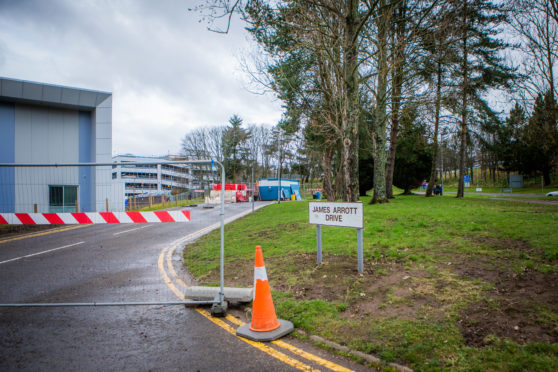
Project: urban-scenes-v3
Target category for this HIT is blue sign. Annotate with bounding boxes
[464,175,471,183]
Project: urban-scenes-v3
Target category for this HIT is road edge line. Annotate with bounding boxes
[158,203,358,372]
[0,225,87,245]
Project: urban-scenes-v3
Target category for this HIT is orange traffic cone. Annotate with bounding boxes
[250,245,280,332]
[236,245,294,341]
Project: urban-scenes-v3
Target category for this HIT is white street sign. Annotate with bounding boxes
[309,202,363,229]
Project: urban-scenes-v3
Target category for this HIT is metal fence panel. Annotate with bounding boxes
[0,160,228,312]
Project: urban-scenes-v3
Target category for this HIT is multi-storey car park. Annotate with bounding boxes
[112,154,216,198]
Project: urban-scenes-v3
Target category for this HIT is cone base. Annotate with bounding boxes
[236,319,294,342]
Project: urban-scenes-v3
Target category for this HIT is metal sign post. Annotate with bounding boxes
[309,202,364,273]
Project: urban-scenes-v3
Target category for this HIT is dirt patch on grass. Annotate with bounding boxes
[455,253,558,346]
[202,241,558,348]
[246,222,305,239]
[218,253,448,321]
[466,235,534,253]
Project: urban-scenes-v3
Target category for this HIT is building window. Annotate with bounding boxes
[49,185,78,212]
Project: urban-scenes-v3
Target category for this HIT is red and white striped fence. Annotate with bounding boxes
[0,211,191,225]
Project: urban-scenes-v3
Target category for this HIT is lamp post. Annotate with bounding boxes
[251,161,255,213]
[273,128,283,204]
[440,129,447,192]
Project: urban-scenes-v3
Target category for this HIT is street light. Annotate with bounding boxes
[440,129,448,192]
[272,127,283,204]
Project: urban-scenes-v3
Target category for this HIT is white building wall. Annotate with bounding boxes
[14,105,79,212]
[93,96,116,211]
[0,77,116,213]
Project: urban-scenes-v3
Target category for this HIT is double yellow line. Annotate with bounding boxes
[158,238,353,372]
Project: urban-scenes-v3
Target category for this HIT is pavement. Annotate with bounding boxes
[0,202,373,372]
[417,190,558,205]
[417,190,547,197]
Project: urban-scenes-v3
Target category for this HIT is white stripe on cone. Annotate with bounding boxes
[253,266,268,300]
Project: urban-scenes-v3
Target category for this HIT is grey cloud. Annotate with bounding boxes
[0,0,281,155]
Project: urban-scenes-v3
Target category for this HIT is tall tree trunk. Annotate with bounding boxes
[371,0,390,204]
[545,8,556,99]
[457,0,468,199]
[426,59,443,197]
[385,1,406,199]
[543,167,551,186]
[335,158,345,200]
[322,147,335,201]
[342,0,361,202]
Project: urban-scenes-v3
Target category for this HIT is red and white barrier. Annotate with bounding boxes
[0,211,191,225]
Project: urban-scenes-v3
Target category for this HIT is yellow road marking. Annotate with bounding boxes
[159,243,318,371]
[159,238,355,372]
[166,241,188,289]
[157,247,184,299]
[225,315,353,372]
[0,225,86,245]
[273,340,353,372]
[195,308,319,372]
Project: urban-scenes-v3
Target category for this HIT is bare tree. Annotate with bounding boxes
[510,0,558,101]
[246,123,273,177]
[181,126,225,161]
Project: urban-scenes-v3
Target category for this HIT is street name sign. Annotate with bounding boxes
[308,202,364,272]
[309,202,363,229]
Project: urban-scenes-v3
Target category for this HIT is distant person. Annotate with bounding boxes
[422,180,427,190]
[434,184,442,196]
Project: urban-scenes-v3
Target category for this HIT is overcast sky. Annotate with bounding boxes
[0,0,283,157]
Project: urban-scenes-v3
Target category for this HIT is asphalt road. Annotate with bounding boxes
[0,202,372,372]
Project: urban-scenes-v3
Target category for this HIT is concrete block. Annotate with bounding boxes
[183,286,253,303]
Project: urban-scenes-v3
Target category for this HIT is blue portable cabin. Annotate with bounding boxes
[258,178,302,201]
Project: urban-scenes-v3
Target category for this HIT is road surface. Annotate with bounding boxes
[0,202,372,372]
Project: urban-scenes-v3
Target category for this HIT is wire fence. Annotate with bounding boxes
[0,159,230,311]
[0,163,119,213]
[0,161,220,214]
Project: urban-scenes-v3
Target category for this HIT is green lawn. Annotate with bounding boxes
[184,195,558,371]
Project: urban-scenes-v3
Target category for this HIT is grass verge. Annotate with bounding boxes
[183,195,558,371]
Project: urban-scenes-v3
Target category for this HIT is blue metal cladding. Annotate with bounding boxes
[258,179,301,201]
[0,103,15,212]
[290,184,302,200]
[78,111,92,212]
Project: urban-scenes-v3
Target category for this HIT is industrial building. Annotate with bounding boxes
[0,77,120,213]
[112,155,188,197]
[112,155,217,197]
